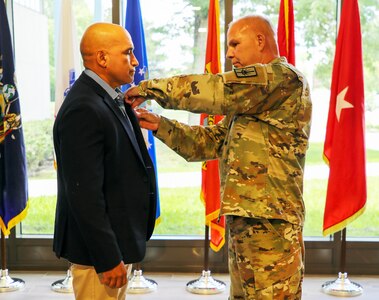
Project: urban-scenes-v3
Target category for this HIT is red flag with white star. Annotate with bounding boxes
[323,0,366,236]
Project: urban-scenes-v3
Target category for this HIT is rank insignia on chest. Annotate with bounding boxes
[234,66,258,78]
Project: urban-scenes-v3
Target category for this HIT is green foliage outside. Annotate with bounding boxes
[23,118,379,177]
[303,176,379,237]
[22,195,56,234]
[23,119,54,177]
[22,125,379,238]
[306,142,379,165]
[22,176,379,238]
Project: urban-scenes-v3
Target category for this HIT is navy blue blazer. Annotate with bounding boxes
[53,72,157,273]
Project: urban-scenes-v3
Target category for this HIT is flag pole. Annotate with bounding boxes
[123,0,159,293]
[186,224,225,295]
[321,228,363,296]
[186,0,225,294]
[50,0,80,293]
[321,0,365,295]
[0,231,25,292]
[340,228,347,273]
[0,0,26,293]
[50,262,73,293]
[126,262,157,294]
[204,225,210,271]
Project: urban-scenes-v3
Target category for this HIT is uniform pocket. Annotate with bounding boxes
[254,246,303,291]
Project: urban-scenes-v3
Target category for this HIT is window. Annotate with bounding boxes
[5,0,379,274]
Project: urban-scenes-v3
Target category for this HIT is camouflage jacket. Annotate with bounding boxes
[138,57,312,225]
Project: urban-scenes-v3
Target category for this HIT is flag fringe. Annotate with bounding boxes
[284,0,290,53]
[208,218,225,233]
[205,207,220,224]
[210,229,225,252]
[323,204,366,236]
[0,200,29,236]
[322,153,330,166]
[155,215,161,227]
[200,190,206,206]
[205,208,225,252]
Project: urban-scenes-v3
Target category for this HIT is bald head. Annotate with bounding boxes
[80,23,129,67]
[226,14,279,67]
[79,22,138,88]
[235,15,276,42]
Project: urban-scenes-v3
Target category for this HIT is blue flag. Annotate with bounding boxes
[124,0,161,225]
[0,1,29,235]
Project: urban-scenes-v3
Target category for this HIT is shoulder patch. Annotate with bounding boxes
[222,65,268,85]
[234,66,257,78]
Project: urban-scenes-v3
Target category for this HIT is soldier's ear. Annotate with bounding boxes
[256,33,265,51]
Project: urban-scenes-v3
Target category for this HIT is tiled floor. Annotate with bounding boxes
[0,271,378,299]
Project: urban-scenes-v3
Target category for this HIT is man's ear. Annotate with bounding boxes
[96,50,108,68]
[256,33,266,51]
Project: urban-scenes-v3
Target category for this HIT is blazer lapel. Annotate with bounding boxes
[103,96,145,165]
[124,104,154,166]
[78,73,147,166]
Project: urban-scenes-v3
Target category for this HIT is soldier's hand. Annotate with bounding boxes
[135,108,161,131]
[99,261,127,289]
[125,86,146,108]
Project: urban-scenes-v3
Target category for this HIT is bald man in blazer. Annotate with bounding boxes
[53,23,156,300]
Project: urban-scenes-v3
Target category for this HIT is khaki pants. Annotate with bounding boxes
[71,264,132,300]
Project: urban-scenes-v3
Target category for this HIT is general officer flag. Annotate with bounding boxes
[323,0,366,236]
[124,0,160,225]
[200,0,225,252]
[0,0,28,236]
[277,0,295,65]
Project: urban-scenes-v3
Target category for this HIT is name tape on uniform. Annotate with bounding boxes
[234,66,258,78]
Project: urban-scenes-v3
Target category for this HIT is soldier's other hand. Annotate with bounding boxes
[134,107,161,131]
[125,86,146,108]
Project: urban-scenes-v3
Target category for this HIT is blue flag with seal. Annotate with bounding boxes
[124,0,160,225]
[0,1,28,236]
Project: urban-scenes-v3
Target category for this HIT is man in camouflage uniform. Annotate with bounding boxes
[126,14,312,299]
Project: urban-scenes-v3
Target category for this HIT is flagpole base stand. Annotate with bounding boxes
[0,269,25,292]
[321,272,363,297]
[51,269,73,293]
[126,269,157,294]
[186,270,226,295]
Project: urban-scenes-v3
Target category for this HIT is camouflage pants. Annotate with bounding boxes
[227,216,304,300]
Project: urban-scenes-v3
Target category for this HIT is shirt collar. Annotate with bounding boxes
[84,69,119,100]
